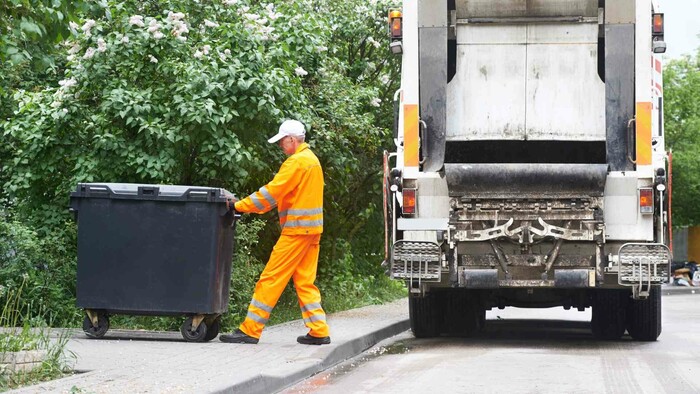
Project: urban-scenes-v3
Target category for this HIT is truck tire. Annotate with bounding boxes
[443,290,482,337]
[591,289,628,340]
[409,293,439,338]
[626,286,662,341]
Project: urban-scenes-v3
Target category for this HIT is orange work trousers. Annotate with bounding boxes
[239,233,329,339]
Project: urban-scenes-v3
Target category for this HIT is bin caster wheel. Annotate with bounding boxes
[204,317,221,342]
[180,316,208,342]
[83,314,109,339]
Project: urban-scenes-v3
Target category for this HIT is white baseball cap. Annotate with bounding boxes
[267,119,306,143]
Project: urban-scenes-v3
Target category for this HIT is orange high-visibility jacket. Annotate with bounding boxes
[234,143,323,235]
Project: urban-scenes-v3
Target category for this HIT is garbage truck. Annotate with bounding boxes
[383,0,671,341]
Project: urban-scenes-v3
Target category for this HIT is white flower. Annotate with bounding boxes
[58,78,77,88]
[69,21,79,31]
[316,45,328,52]
[256,18,268,25]
[148,20,162,33]
[68,43,81,54]
[224,49,231,56]
[129,15,145,27]
[167,11,185,22]
[172,20,189,37]
[295,66,308,77]
[83,47,96,59]
[67,54,75,61]
[380,75,390,85]
[243,13,259,21]
[367,36,381,49]
[267,11,282,21]
[176,36,187,42]
[152,31,164,40]
[194,50,203,59]
[81,19,95,36]
[51,100,62,108]
[149,55,158,63]
[370,97,382,107]
[62,108,68,114]
[219,52,227,61]
[97,38,107,52]
[202,45,211,55]
[121,36,130,43]
[204,19,219,28]
[223,0,238,5]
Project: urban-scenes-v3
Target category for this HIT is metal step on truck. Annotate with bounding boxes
[383,0,671,341]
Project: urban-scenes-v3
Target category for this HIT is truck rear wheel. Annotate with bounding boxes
[443,290,482,337]
[409,292,439,338]
[626,286,662,341]
[591,289,628,340]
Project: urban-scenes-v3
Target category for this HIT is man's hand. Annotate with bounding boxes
[226,197,239,214]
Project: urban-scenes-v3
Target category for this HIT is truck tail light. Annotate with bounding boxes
[652,13,664,36]
[389,10,402,39]
[640,188,653,214]
[403,188,416,215]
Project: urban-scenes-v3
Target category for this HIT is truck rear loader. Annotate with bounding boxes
[383,0,671,341]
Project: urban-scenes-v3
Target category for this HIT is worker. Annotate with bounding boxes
[220,119,330,345]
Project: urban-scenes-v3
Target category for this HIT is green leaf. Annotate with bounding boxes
[19,18,43,37]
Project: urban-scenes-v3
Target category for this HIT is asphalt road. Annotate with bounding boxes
[284,294,700,394]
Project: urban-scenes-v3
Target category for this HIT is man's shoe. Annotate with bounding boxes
[297,334,331,345]
[220,329,259,344]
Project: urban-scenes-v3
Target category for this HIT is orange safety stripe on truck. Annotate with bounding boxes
[404,104,419,167]
[636,102,652,166]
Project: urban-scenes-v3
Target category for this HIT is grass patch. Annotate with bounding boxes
[0,279,74,391]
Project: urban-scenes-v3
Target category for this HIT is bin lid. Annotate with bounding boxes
[71,183,235,202]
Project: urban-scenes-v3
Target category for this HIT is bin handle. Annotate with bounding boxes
[138,186,159,197]
[84,185,111,196]
[186,189,216,201]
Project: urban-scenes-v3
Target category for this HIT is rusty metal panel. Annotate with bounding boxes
[455,0,598,18]
[458,268,499,288]
[419,27,447,172]
[447,25,526,141]
[444,163,608,198]
[525,23,605,141]
[605,24,635,171]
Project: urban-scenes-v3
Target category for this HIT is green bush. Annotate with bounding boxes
[1,0,403,331]
[0,217,80,327]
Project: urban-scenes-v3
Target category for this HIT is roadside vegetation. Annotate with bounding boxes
[1,0,403,336]
[0,278,74,390]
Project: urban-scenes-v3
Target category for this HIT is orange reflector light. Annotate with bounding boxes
[639,188,653,214]
[403,188,416,215]
[389,10,402,39]
[652,13,664,36]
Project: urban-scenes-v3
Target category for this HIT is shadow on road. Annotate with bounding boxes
[406,318,652,350]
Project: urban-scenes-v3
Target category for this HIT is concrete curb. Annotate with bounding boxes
[215,319,410,394]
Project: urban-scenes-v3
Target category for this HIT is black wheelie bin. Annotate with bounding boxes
[70,183,237,342]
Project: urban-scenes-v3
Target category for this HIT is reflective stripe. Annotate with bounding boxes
[284,219,323,228]
[303,314,326,324]
[300,302,323,313]
[246,311,269,325]
[279,210,287,220]
[251,298,273,313]
[288,208,323,216]
[250,194,265,210]
[259,186,277,206]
